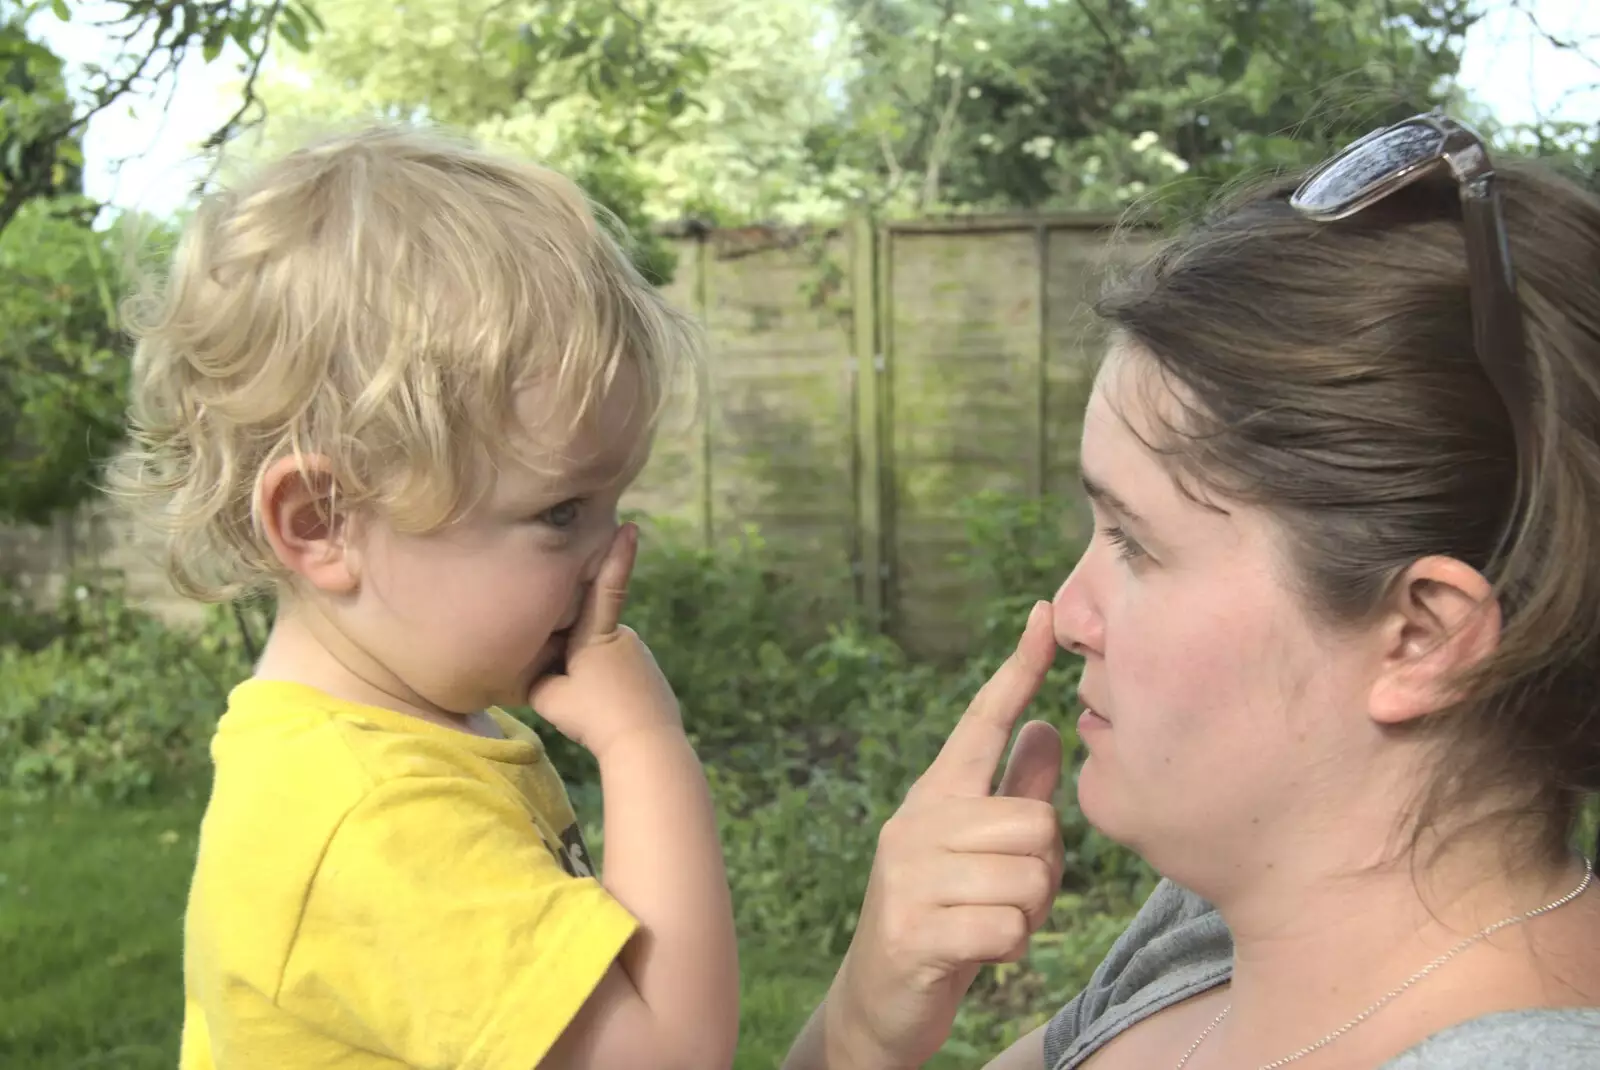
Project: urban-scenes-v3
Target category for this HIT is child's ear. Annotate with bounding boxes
[257,454,360,595]
[1367,555,1500,727]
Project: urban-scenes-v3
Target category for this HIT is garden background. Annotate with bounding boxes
[3,1,1599,1066]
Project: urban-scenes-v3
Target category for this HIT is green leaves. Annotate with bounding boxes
[201,22,226,62]
[0,204,175,524]
[834,0,1473,216]
[277,1,323,52]
[0,577,249,802]
[250,0,846,227]
[1218,42,1251,83]
[508,0,715,142]
[2,3,321,238]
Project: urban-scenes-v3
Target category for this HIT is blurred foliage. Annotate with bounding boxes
[2,0,303,522]
[0,573,261,799]
[1,1,321,237]
[828,0,1481,222]
[246,0,1571,227]
[240,0,1501,227]
[0,204,178,522]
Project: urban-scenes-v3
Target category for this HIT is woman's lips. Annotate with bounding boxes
[1077,706,1111,733]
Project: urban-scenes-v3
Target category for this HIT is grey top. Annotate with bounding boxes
[1042,878,1600,1070]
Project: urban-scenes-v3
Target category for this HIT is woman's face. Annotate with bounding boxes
[1052,344,1398,887]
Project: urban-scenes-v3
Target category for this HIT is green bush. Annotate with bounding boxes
[0,577,254,800]
[953,489,1086,654]
[0,205,176,524]
[0,573,68,652]
[527,515,888,788]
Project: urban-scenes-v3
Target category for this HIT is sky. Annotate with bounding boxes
[30,0,1600,221]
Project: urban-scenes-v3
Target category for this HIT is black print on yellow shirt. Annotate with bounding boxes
[555,823,594,878]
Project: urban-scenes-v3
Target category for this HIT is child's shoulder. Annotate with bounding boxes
[216,678,546,784]
[199,680,558,857]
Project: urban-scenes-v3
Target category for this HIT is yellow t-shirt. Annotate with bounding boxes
[178,679,637,1070]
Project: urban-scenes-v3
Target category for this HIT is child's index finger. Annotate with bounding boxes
[912,601,1056,799]
[572,522,638,644]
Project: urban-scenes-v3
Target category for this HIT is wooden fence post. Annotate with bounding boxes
[1032,223,1051,500]
[850,215,888,632]
[694,230,714,549]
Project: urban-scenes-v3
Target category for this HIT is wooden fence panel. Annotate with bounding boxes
[622,236,709,538]
[884,222,1042,657]
[1042,224,1161,530]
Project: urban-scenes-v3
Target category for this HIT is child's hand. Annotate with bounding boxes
[528,522,683,759]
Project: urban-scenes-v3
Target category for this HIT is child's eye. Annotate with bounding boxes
[536,500,583,529]
[1101,525,1146,561]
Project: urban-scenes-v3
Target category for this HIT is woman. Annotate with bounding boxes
[783,113,1600,1070]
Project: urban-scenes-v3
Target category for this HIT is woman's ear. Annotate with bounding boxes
[256,454,360,595]
[1367,556,1500,726]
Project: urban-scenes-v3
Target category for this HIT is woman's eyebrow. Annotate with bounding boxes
[1080,470,1147,527]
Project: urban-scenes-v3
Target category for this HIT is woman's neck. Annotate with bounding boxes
[1193,844,1596,1069]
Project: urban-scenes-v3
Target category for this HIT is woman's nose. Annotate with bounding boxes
[1052,567,1102,657]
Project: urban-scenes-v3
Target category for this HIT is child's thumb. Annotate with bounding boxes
[527,673,575,723]
[570,523,637,646]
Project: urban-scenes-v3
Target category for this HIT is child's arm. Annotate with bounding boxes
[542,726,737,1070]
[531,524,739,1070]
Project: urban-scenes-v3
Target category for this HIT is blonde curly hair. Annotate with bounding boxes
[105,122,702,603]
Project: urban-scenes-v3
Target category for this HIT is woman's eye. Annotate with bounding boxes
[536,500,582,529]
[1101,524,1147,561]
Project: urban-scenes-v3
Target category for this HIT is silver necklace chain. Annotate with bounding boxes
[1173,861,1594,1070]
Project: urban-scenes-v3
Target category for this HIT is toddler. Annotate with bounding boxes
[107,124,738,1070]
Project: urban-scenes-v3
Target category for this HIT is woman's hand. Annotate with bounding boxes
[790,601,1066,1070]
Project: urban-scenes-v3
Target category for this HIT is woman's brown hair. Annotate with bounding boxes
[1097,159,1600,866]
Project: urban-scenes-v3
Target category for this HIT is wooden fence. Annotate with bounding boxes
[625,213,1155,656]
[0,212,1157,657]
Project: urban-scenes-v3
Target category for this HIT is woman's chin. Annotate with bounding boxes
[1073,756,1129,843]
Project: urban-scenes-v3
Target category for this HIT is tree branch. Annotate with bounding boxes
[903,0,960,177]
[21,2,211,210]
[1076,0,1127,86]
[919,68,964,209]
[876,127,904,196]
[199,0,284,153]
[1513,0,1600,78]
[606,0,646,31]
[48,8,170,148]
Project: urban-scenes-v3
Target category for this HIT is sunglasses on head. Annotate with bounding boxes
[1290,111,1534,467]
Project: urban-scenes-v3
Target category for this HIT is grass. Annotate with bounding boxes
[0,791,847,1070]
[0,791,207,1068]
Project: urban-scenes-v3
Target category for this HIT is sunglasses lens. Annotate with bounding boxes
[1297,121,1447,213]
